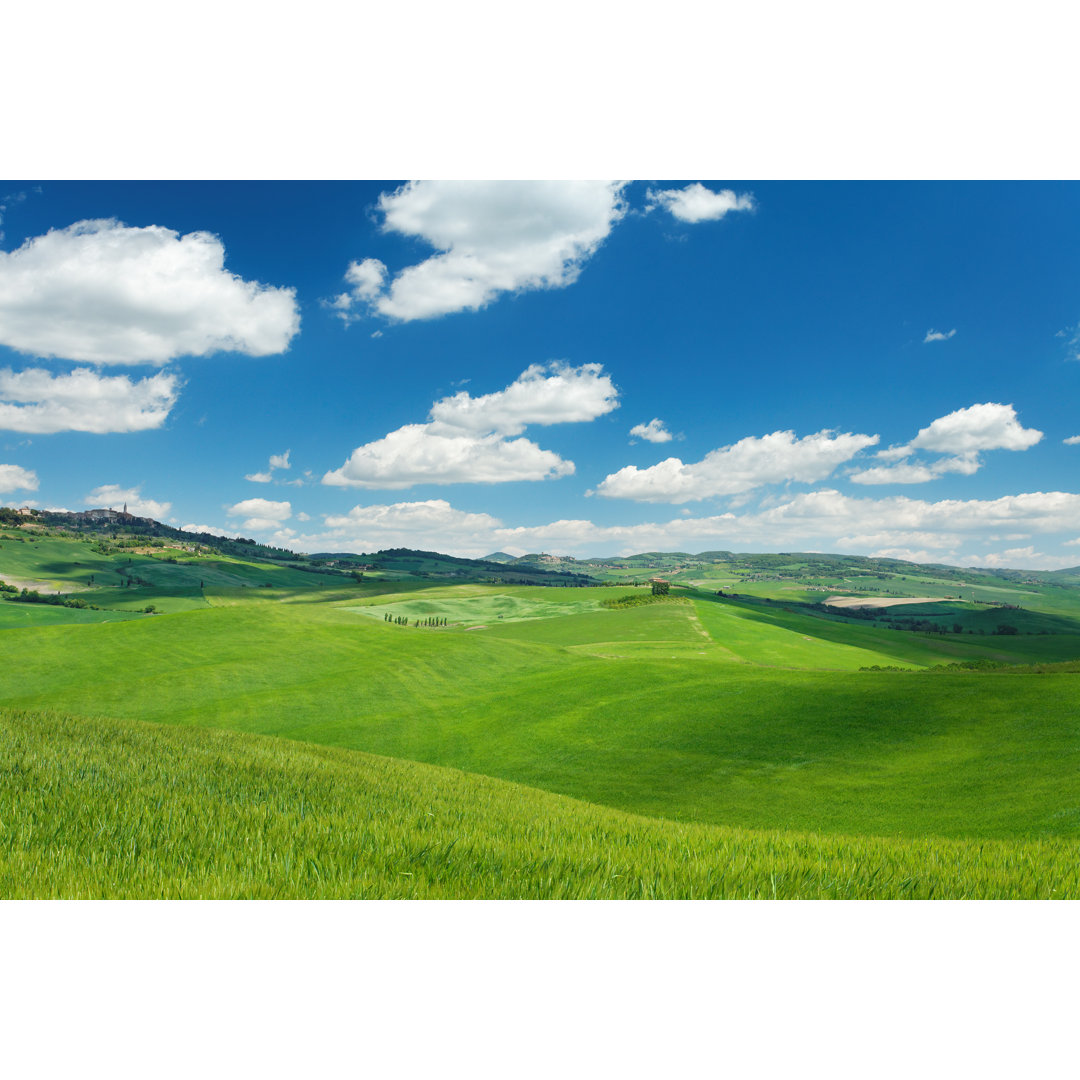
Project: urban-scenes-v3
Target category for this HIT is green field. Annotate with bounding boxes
[0,603,145,629]
[4,528,1080,898]
[349,586,608,627]
[6,709,1078,899]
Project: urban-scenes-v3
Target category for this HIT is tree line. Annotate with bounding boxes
[384,613,448,627]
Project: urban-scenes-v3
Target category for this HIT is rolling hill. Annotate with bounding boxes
[6,708,1077,899]
[4,508,1080,898]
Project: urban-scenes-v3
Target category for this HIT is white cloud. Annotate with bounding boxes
[429,362,618,435]
[246,449,292,483]
[19,502,71,512]
[0,463,37,493]
[262,486,1080,566]
[595,429,879,503]
[181,523,241,538]
[1064,436,1080,446]
[1058,325,1080,361]
[0,367,179,434]
[837,530,962,550]
[295,501,734,560]
[226,498,292,532]
[239,518,286,532]
[0,219,299,364]
[849,452,980,485]
[330,259,387,321]
[336,181,627,322]
[491,515,741,556]
[850,403,1042,485]
[503,490,1080,562]
[753,488,1080,540]
[868,548,949,564]
[875,444,915,462]
[958,547,1078,570]
[323,499,503,547]
[324,425,574,489]
[909,402,1042,454]
[266,499,505,557]
[646,183,756,224]
[265,528,299,547]
[324,362,614,489]
[629,418,673,443]
[923,328,957,343]
[85,484,171,519]
[343,258,387,300]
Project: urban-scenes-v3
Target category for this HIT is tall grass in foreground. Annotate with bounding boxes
[3,710,1077,899]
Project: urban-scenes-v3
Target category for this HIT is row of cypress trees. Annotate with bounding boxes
[384,613,448,627]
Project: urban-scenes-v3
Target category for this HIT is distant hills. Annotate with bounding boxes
[308,547,593,585]
[4,505,1078,584]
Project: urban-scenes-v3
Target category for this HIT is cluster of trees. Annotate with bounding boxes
[384,613,448,627]
[813,604,887,621]
[1,577,160,615]
[2,586,95,610]
[602,593,682,610]
[882,615,1021,635]
[860,659,1022,673]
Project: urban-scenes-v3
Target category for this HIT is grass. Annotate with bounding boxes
[0,531,348,614]
[5,708,1079,899]
[349,588,606,626]
[484,597,707,648]
[5,531,1080,898]
[0,603,145,630]
[689,591,1080,668]
[2,595,1080,842]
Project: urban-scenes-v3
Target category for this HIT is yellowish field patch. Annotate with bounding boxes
[823,595,954,609]
[0,576,61,591]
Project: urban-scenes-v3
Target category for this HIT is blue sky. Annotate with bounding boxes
[2,179,1080,568]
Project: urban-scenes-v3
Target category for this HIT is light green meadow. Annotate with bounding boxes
[4,532,1080,897]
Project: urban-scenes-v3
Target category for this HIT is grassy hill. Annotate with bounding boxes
[5,708,1078,899]
[511,548,1080,607]
[310,547,594,585]
[3,580,1080,842]
[5,516,1080,898]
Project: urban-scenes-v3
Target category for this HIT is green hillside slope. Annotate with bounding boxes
[5,709,1077,899]
[5,527,1080,877]
[3,595,1080,842]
